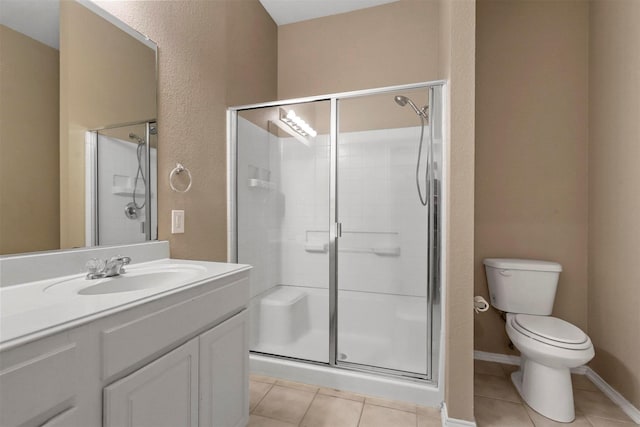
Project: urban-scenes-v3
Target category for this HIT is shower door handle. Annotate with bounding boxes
[336,222,343,238]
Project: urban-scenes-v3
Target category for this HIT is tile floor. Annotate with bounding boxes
[248,362,638,427]
[473,360,637,427]
[248,374,442,427]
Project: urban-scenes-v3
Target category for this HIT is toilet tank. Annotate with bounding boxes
[483,258,562,315]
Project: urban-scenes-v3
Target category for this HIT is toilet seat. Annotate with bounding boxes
[510,314,591,350]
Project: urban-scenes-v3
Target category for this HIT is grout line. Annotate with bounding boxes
[474,392,523,405]
[297,388,321,426]
[578,412,596,427]
[356,399,366,427]
[584,414,635,426]
[521,402,538,427]
[250,382,274,414]
[364,399,418,414]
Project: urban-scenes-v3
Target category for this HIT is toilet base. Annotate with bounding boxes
[511,358,575,423]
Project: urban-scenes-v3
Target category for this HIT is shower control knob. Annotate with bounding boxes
[125,202,139,219]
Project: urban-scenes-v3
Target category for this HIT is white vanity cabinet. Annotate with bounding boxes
[0,260,250,427]
[103,310,249,427]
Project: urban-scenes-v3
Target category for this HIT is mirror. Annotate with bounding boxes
[0,0,157,255]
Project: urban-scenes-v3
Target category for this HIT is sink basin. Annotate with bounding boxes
[44,264,207,296]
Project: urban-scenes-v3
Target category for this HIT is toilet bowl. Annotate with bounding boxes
[483,258,595,423]
[506,313,594,422]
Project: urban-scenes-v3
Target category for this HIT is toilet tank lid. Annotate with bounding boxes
[483,258,562,272]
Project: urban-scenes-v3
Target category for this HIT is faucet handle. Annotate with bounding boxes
[106,255,131,274]
[107,255,130,263]
[84,258,106,274]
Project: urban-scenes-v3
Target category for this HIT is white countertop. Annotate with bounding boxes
[0,258,250,351]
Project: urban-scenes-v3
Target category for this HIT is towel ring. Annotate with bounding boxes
[169,163,192,193]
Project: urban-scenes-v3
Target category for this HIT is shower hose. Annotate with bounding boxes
[416,116,431,207]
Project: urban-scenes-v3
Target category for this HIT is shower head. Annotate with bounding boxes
[129,133,145,145]
[394,95,428,119]
[394,95,409,107]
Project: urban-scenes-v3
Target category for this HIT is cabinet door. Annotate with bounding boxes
[199,310,249,427]
[104,337,199,427]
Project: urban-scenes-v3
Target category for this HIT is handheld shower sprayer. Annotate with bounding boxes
[126,132,147,215]
[129,133,145,145]
[394,95,429,120]
[394,94,431,206]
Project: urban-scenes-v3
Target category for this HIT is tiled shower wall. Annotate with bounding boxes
[238,117,441,299]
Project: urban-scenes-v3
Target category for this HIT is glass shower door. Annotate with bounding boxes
[335,87,436,377]
[237,101,331,363]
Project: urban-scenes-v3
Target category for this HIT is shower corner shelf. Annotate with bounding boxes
[248,179,276,190]
[304,242,328,253]
[112,186,149,197]
[372,247,401,256]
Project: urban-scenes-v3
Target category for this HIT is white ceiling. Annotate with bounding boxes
[259,0,400,26]
[0,0,399,49]
[0,0,59,49]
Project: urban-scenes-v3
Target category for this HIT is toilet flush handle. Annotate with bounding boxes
[499,270,512,277]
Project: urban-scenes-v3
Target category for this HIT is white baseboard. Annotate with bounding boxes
[441,402,477,427]
[474,350,588,374]
[474,350,520,366]
[474,351,640,424]
[585,367,640,424]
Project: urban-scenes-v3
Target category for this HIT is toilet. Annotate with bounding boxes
[483,258,594,423]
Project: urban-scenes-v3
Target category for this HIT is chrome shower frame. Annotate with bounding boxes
[227,81,445,385]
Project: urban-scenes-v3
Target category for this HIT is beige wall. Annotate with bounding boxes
[0,25,60,255]
[60,0,156,248]
[95,0,277,261]
[475,0,640,409]
[589,0,640,409]
[474,0,589,355]
[277,0,440,100]
[440,0,476,421]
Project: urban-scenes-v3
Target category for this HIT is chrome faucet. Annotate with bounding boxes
[85,256,131,279]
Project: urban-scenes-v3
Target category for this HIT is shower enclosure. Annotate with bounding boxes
[228,82,443,400]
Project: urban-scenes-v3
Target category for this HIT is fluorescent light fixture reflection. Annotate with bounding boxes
[280,109,317,138]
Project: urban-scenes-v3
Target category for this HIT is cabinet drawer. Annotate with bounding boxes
[102,276,248,380]
[0,344,76,427]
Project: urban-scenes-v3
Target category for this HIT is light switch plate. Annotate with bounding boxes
[171,210,185,233]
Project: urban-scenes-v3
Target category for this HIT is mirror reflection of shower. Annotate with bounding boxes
[125,124,157,220]
[87,121,158,246]
[125,132,146,219]
[394,95,431,206]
